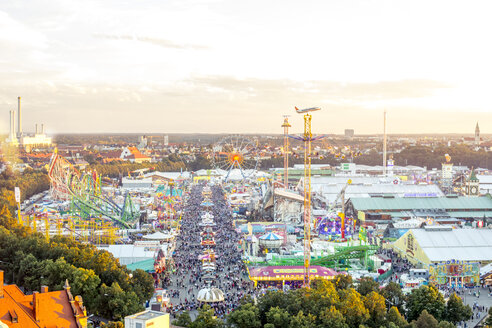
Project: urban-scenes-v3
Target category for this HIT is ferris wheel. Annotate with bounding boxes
[211,135,260,181]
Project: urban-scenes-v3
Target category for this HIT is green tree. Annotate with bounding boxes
[100,322,124,328]
[16,252,46,292]
[381,282,405,313]
[386,306,408,328]
[265,306,291,328]
[485,306,492,327]
[406,285,445,322]
[191,304,223,328]
[414,310,439,328]
[130,269,155,304]
[319,306,349,328]
[288,310,316,328]
[227,303,261,328]
[173,311,193,327]
[444,293,472,324]
[356,277,380,296]
[437,321,455,328]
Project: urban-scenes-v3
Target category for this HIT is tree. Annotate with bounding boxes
[334,274,353,290]
[288,310,317,328]
[173,311,193,327]
[437,321,455,328]
[265,306,291,328]
[338,288,369,328]
[227,303,261,328]
[485,306,492,327]
[386,306,408,328]
[16,252,46,292]
[356,277,380,296]
[363,291,386,328]
[191,305,223,328]
[100,322,124,328]
[406,285,446,322]
[319,306,349,328]
[381,282,405,313]
[444,293,472,324]
[130,269,155,304]
[414,310,439,328]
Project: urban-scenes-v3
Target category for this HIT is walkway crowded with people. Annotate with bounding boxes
[166,184,254,319]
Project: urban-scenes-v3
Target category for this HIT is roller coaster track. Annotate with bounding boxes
[48,152,138,228]
[266,245,378,267]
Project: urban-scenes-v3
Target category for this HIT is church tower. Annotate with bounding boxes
[475,122,480,147]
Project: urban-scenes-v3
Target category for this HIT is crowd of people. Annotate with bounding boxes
[166,184,254,319]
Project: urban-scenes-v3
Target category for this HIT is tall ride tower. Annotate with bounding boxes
[281,116,291,188]
[292,106,324,288]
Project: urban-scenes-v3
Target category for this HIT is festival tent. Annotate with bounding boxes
[196,287,225,303]
[143,231,173,241]
[248,265,339,286]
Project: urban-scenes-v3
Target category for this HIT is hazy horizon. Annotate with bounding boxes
[2,0,492,135]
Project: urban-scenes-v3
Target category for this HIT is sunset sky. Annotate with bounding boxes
[1,0,492,135]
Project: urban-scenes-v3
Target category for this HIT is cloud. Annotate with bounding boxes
[93,33,208,50]
[187,76,451,106]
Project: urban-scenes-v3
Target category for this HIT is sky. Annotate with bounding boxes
[1,0,492,135]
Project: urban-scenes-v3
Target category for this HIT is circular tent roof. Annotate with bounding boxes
[197,287,225,303]
[259,232,282,240]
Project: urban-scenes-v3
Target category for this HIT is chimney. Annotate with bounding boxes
[0,270,4,299]
[11,110,16,140]
[35,124,38,135]
[41,123,44,135]
[17,97,22,138]
[40,285,48,293]
[33,291,40,322]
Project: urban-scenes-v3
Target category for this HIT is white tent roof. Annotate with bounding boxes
[143,231,173,240]
[197,287,225,303]
[411,228,492,262]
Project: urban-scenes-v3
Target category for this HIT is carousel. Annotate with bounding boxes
[258,232,283,250]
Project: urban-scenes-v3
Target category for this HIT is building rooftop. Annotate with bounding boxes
[408,228,492,262]
[350,195,492,212]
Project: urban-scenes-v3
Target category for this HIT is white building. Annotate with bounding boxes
[125,310,170,328]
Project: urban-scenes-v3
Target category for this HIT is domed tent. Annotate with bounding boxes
[196,287,225,303]
[259,232,283,248]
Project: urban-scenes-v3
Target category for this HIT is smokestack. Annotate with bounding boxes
[11,110,16,140]
[17,97,22,138]
[9,111,13,139]
[41,123,44,134]
[35,124,38,135]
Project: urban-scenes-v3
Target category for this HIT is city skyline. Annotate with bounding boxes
[1,0,492,134]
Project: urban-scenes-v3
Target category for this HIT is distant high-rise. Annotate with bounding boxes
[475,122,480,147]
[344,129,354,138]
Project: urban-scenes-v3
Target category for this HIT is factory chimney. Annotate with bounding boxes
[9,111,14,140]
[17,97,22,138]
[41,124,44,134]
[35,124,38,135]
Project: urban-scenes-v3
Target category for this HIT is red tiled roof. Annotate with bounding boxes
[0,280,86,328]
